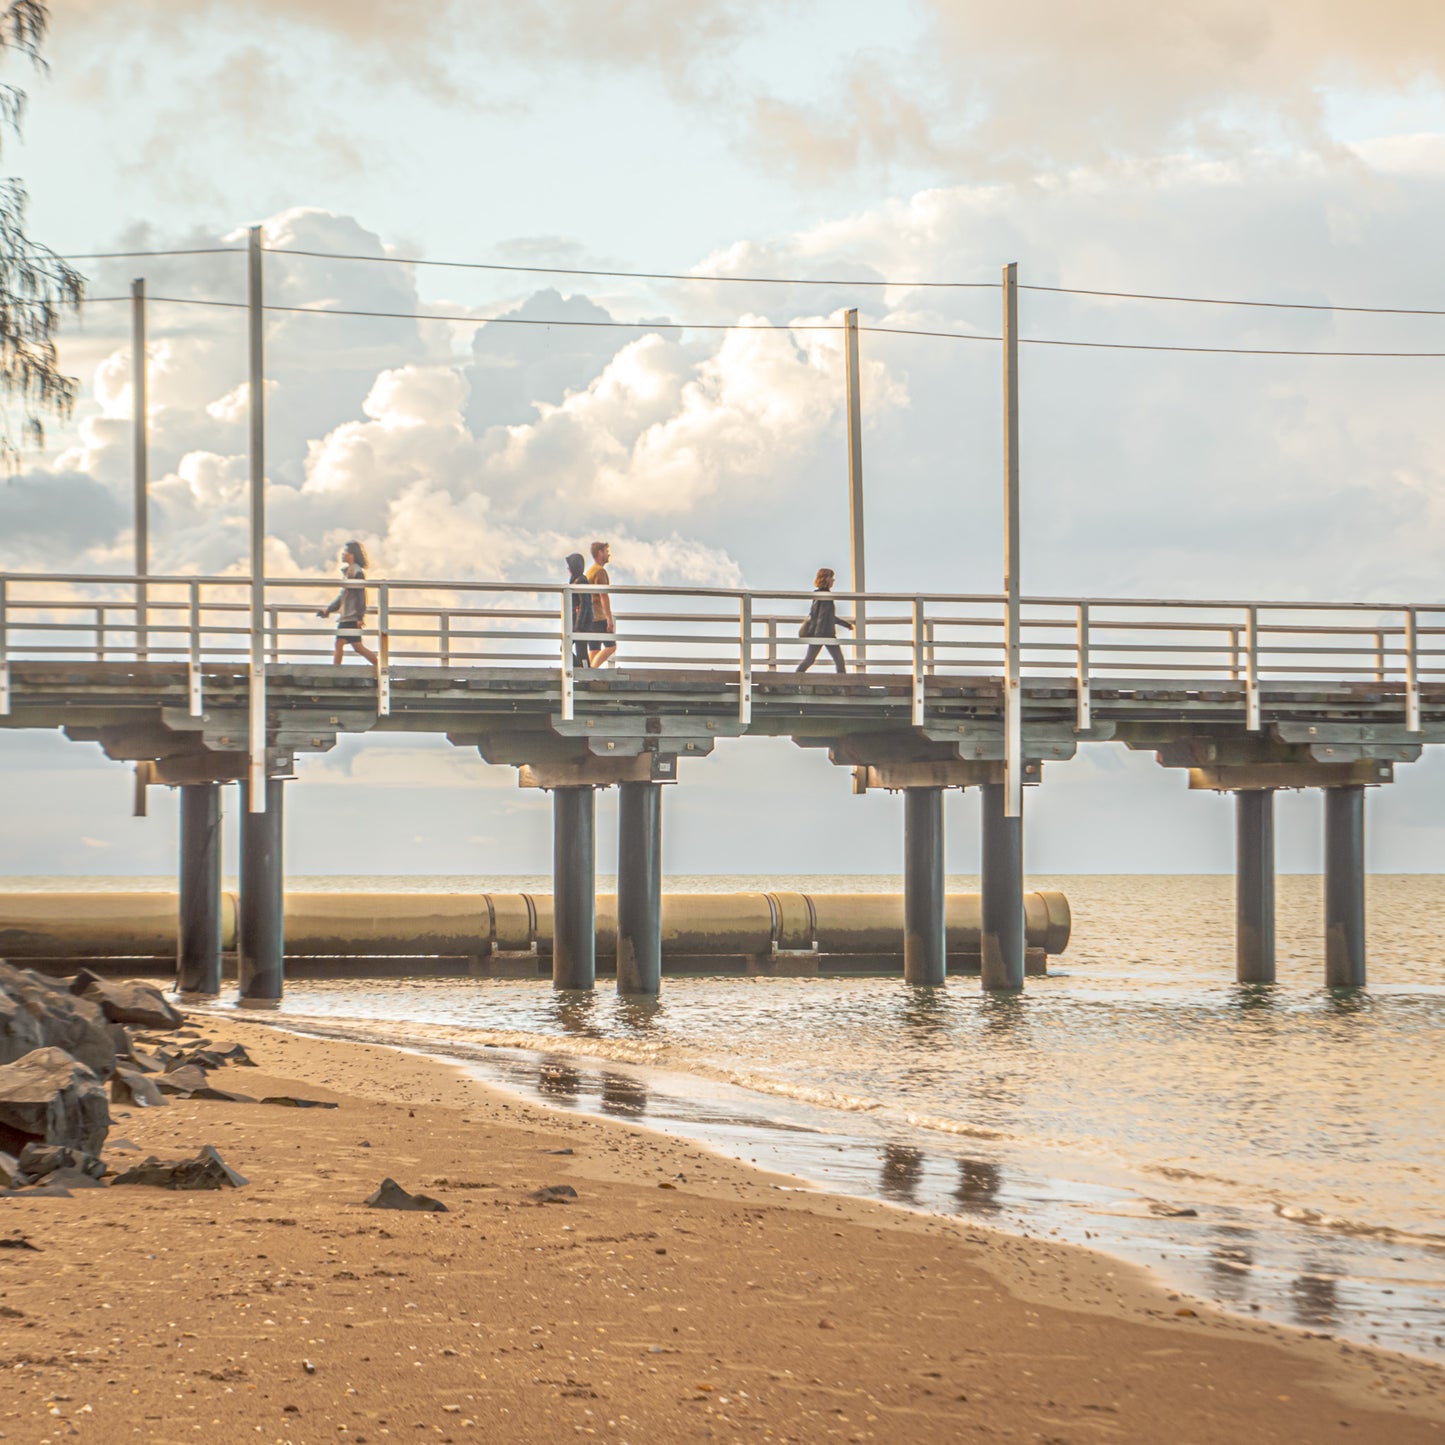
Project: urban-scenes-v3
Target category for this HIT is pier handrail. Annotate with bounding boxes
[0,569,1440,732]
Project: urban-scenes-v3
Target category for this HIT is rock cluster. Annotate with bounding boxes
[0,964,246,1197]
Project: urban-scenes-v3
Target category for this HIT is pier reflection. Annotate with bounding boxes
[601,1072,648,1118]
[1205,1227,1255,1305]
[537,1061,583,1104]
[551,991,603,1037]
[954,1158,1002,1214]
[896,988,952,1048]
[1289,1265,1341,1329]
[614,997,663,1035]
[880,1144,925,1205]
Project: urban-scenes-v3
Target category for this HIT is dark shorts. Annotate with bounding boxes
[336,620,363,638]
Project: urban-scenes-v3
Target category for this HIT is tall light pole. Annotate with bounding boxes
[247,225,267,811]
[131,278,148,660]
[1002,262,1022,818]
[845,307,867,671]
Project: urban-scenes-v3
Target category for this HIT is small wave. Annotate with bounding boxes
[1271,1203,1445,1248]
[904,1113,1009,1141]
[725,1073,882,1113]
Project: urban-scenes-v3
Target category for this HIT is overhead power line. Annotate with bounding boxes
[1021,282,1445,318]
[57,247,243,261]
[69,293,1445,357]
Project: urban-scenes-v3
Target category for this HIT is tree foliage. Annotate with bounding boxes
[1,0,83,468]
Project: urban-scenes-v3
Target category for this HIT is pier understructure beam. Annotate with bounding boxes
[239,776,286,1006]
[814,719,1095,989]
[1128,723,1419,988]
[454,715,733,992]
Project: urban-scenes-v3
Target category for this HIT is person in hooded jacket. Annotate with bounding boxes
[566,552,595,669]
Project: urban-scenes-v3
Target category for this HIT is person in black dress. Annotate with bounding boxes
[566,552,594,669]
[796,567,854,673]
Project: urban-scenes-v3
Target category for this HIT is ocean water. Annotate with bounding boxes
[13,873,1444,1360]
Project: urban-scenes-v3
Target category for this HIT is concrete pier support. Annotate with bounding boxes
[238,778,285,1006]
[980,782,1025,991]
[176,783,223,997]
[616,782,663,995]
[1324,785,1366,988]
[903,787,946,986]
[1235,789,1276,985]
[552,786,597,990]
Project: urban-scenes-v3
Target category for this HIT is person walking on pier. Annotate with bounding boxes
[796,567,853,674]
[586,540,617,668]
[566,552,595,669]
[317,541,377,665]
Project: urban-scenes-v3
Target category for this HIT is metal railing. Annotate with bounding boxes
[0,573,1441,734]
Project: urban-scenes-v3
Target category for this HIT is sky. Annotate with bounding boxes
[3,0,1445,878]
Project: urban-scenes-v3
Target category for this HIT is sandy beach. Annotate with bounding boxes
[2,1016,1442,1444]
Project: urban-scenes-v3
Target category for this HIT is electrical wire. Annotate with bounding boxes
[67,293,1445,356]
[1021,282,1445,318]
[56,247,243,261]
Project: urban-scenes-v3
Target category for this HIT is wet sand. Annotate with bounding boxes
[2,1019,1442,1443]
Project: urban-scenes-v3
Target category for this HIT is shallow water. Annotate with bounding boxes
[23,872,1445,1359]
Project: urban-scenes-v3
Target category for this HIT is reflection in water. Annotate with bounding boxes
[601,1072,648,1117]
[880,1145,925,1205]
[954,1157,1002,1214]
[1290,1266,1341,1329]
[1206,1226,1256,1304]
[552,991,602,1037]
[896,988,951,1048]
[615,997,663,1034]
[538,1062,583,1104]
[1232,982,1281,1014]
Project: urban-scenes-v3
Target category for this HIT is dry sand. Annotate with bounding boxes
[1,1017,1441,1444]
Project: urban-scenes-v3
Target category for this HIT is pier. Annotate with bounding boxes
[0,571,1440,999]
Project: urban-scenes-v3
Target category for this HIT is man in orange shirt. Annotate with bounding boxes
[586,540,617,668]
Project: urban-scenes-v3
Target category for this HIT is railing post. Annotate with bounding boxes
[910,598,925,726]
[1374,628,1387,684]
[1228,626,1241,682]
[738,594,753,725]
[377,583,391,717]
[0,578,9,716]
[1405,608,1420,733]
[1245,606,1260,731]
[187,581,203,717]
[560,588,575,722]
[439,611,451,669]
[766,617,778,671]
[924,619,936,676]
[96,607,107,663]
[267,606,280,665]
[1076,602,1091,732]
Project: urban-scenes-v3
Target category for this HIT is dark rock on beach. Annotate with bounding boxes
[111,1068,168,1108]
[111,1144,247,1191]
[16,1142,106,1183]
[69,971,182,1030]
[364,1177,448,1212]
[528,1184,579,1204]
[156,1065,208,1096]
[261,1096,338,1109]
[190,1086,256,1103]
[0,963,117,1079]
[0,1046,110,1155]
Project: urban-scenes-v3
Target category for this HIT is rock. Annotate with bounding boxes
[527,1184,578,1204]
[190,1086,255,1103]
[261,1096,338,1109]
[122,1051,164,1075]
[364,1177,447,1213]
[111,1068,167,1108]
[0,1047,110,1155]
[210,1042,256,1066]
[0,1150,18,1188]
[16,1142,105,1183]
[155,1065,208,1096]
[70,972,182,1030]
[167,1049,225,1073]
[0,1234,39,1251]
[111,1144,247,1191]
[0,963,116,1079]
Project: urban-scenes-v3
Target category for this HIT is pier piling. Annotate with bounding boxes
[1234,788,1276,985]
[238,777,285,1006]
[980,781,1025,991]
[552,786,597,990]
[176,782,222,997]
[616,781,663,995]
[1324,785,1366,988]
[903,787,946,985]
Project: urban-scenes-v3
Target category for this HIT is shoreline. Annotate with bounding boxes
[4,1014,1442,1441]
[207,1001,1445,1368]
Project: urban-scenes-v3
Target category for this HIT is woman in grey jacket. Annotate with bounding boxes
[317,541,378,665]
